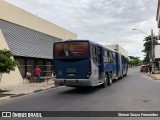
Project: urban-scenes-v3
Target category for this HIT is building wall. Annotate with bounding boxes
[157,0,160,38]
[157,0,160,27]
[0,0,77,40]
[0,19,57,78]
[106,44,128,58]
[14,56,52,78]
[0,30,23,88]
[0,0,77,87]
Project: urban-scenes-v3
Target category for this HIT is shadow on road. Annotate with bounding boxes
[59,86,105,95]
[55,75,132,95]
[58,76,130,95]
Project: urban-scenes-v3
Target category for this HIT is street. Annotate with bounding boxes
[0,67,160,120]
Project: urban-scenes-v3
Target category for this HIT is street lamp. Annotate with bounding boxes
[132,28,155,73]
[132,28,148,36]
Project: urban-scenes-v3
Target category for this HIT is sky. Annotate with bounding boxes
[6,0,159,60]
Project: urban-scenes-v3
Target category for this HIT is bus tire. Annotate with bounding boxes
[119,71,123,79]
[108,73,112,86]
[102,75,108,88]
[125,72,128,76]
[124,71,127,76]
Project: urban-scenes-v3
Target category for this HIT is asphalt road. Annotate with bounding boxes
[0,67,160,120]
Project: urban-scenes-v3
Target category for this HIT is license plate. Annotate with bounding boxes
[68,74,75,76]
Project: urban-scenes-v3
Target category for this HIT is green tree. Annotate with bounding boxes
[142,35,158,63]
[0,49,18,83]
[129,56,142,66]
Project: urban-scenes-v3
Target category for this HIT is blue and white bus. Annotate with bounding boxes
[53,40,128,87]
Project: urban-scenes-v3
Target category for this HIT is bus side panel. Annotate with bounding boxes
[104,63,112,73]
[112,62,117,79]
[89,59,101,86]
[116,53,122,78]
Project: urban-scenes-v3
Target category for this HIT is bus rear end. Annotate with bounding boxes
[53,41,92,87]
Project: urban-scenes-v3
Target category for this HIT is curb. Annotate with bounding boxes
[47,86,57,90]
[34,89,44,93]
[10,93,26,98]
[0,86,56,101]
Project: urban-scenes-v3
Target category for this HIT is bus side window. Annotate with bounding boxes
[92,46,96,57]
[92,46,102,65]
[106,51,113,63]
[110,52,112,62]
[122,56,126,64]
[96,47,101,63]
[112,52,116,61]
[104,50,109,63]
[107,51,111,62]
[92,46,97,63]
[111,52,115,62]
[96,47,100,55]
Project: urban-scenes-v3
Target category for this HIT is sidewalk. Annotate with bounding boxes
[148,68,160,80]
[149,74,160,80]
[0,79,55,101]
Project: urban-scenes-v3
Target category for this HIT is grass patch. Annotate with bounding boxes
[0,93,13,98]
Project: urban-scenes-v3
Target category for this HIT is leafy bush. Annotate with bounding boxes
[0,49,18,82]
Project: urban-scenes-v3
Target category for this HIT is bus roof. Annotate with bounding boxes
[55,40,113,49]
[54,39,118,53]
[53,39,129,59]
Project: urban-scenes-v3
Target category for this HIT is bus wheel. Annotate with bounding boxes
[125,72,128,76]
[108,73,112,86]
[102,75,108,88]
[124,72,127,76]
[119,71,123,79]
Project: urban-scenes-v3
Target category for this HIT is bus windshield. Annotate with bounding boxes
[53,41,89,58]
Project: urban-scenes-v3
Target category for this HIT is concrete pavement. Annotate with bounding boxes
[0,79,55,101]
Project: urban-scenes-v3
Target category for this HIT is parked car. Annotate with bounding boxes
[140,65,148,72]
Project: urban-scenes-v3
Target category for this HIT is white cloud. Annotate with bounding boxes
[5,0,159,60]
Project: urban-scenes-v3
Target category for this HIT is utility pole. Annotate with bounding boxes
[151,29,155,73]
[132,28,155,74]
